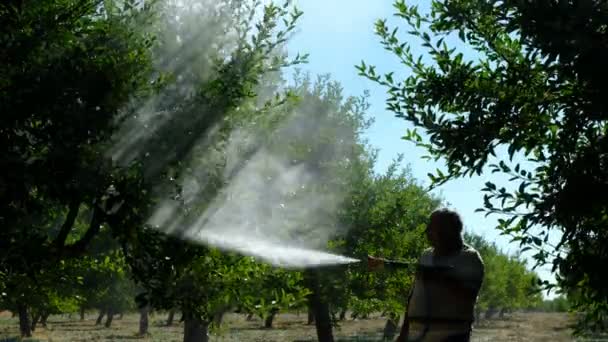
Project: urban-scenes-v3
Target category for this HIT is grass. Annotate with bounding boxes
[0,311,580,341]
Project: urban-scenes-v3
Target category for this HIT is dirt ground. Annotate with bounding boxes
[0,311,592,341]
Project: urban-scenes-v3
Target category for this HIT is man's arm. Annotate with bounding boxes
[367,256,413,271]
[368,256,454,272]
[384,258,415,270]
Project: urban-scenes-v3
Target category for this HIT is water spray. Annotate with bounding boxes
[183,228,456,273]
[181,229,360,269]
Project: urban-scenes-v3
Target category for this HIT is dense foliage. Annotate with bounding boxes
[358,0,608,334]
[0,0,156,336]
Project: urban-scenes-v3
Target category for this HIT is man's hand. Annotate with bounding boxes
[367,255,385,271]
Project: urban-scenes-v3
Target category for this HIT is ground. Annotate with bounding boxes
[0,311,583,341]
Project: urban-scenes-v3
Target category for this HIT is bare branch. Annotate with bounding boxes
[64,207,103,256]
[53,199,81,248]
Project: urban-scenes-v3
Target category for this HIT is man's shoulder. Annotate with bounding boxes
[461,243,479,254]
[460,243,484,264]
[418,247,434,263]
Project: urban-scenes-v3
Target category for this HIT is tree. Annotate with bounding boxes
[358,0,608,334]
[0,0,157,256]
[261,72,441,340]
[334,160,439,329]
[116,2,309,342]
[239,266,309,329]
[81,252,137,328]
[0,249,91,336]
[0,0,157,335]
[269,72,375,342]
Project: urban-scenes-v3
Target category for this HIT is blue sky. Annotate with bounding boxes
[286,0,559,294]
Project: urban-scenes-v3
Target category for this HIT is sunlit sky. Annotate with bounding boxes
[286,0,559,295]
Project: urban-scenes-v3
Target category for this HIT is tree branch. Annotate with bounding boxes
[53,199,81,248]
[64,206,103,257]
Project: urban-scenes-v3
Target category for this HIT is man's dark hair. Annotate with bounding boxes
[431,208,463,234]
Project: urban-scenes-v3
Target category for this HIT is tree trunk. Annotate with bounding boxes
[96,309,106,325]
[339,309,346,321]
[307,306,315,325]
[311,295,334,342]
[118,311,124,320]
[212,310,225,327]
[305,270,334,342]
[264,309,278,329]
[167,310,175,326]
[383,316,399,341]
[17,303,32,337]
[139,305,150,336]
[41,313,50,327]
[105,309,114,328]
[30,313,40,332]
[80,306,86,321]
[183,316,209,342]
[485,308,495,319]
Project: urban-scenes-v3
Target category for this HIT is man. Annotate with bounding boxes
[368,208,485,342]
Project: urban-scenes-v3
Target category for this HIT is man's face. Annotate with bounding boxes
[426,214,442,248]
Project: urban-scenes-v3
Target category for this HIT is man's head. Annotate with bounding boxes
[426,208,463,252]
